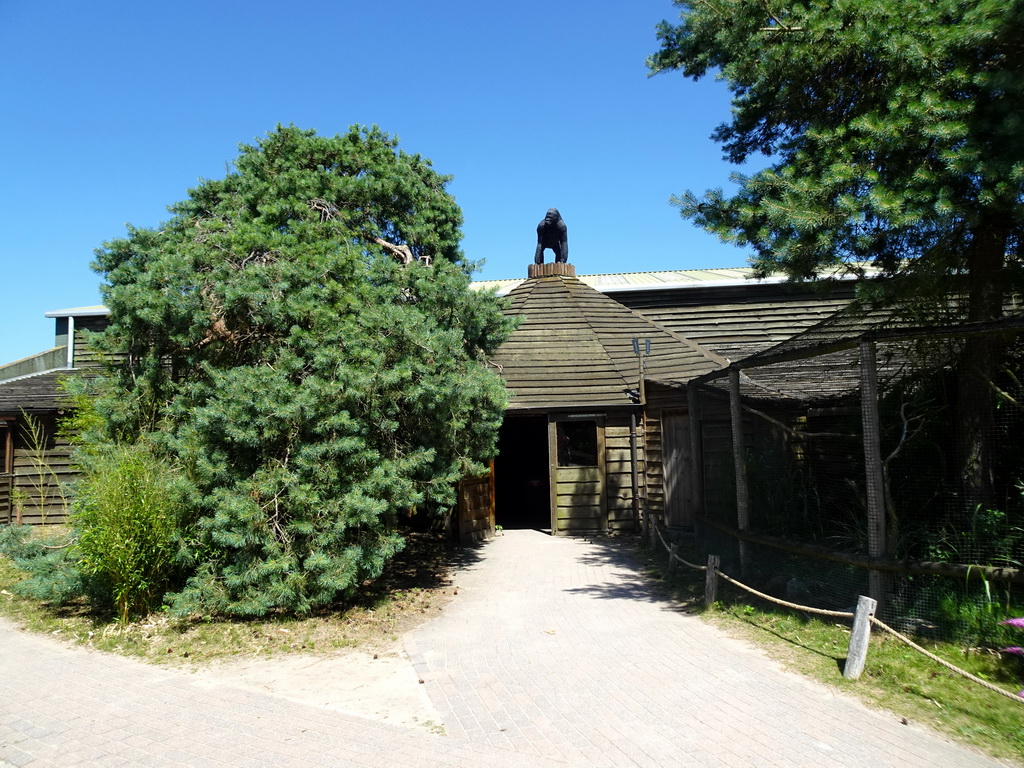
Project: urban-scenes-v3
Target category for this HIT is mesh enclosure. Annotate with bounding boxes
[690,302,1024,641]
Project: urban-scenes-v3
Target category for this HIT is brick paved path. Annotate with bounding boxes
[0,616,562,768]
[0,530,1012,766]
[405,530,1008,768]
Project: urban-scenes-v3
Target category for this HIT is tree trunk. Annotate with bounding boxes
[956,220,1011,515]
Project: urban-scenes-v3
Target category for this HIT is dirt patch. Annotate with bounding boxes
[189,643,443,731]
[176,533,455,731]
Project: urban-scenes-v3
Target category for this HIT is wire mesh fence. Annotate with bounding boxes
[689,312,1024,644]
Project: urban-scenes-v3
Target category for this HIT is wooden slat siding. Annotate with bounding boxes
[645,384,676,526]
[603,414,642,531]
[661,409,693,528]
[72,320,111,368]
[456,465,495,545]
[614,280,857,360]
[8,417,73,526]
[0,474,11,524]
[12,441,73,525]
[493,275,724,410]
[554,463,605,534]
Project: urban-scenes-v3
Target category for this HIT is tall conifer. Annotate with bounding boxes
[90,126,512,616]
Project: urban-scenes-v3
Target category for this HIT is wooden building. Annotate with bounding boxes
[469,266,866,540]
[3,270,863,537]
[483,263,725,536]
[0,307,107,525]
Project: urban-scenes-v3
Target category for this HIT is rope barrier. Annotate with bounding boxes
[714,570,855,619]
[869,616,1024,705]
[653,525,706,571]
[654,523,670,551]
[646,528,1023,705]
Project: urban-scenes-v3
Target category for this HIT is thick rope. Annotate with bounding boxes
[654,525,706,572]
[714,569,855,619]
[654,523,670,552]
[869,616,1024,705]
[673,551,707,572]
[650,523,1022,704]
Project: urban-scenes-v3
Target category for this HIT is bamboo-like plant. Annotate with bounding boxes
[18,411,69,527]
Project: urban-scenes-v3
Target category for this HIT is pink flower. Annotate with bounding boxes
[1000,617,1024,629]
[1001,646,1024,656]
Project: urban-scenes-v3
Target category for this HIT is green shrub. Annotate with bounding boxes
[72,443,189,621]
[0,524,85,605]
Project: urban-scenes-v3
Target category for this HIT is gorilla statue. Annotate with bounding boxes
[534,208,568,264]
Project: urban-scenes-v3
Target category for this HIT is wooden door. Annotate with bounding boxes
[549,416,606,535]
[662,409,693,528]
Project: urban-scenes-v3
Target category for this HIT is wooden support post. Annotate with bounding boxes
[687,383,704,524]
[860,341,887,611]
[729,369,750,577]
[631,410,642,535]
[843,595,877,680]
[668,543,678,574]
[705,555,720,606]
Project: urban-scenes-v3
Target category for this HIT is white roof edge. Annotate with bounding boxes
[486,271,863,297]
[0,367,74,386]
[597,275,790,293]
[44,306,110,318]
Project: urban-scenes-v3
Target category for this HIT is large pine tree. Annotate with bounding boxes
[90,125,512,617]
[650,0,1024,508]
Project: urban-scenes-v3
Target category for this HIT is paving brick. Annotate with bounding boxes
[406,531,1007,768]
[1,530,1013,767]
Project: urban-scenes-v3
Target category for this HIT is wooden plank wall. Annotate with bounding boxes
[72,317,111,368]
[554,465,604,533]
[661,409,693,528]
[644,384,687,529]
[457,465,495,545]
[0,474,11,525]
[9,415,72,525]
[604,412,642,532]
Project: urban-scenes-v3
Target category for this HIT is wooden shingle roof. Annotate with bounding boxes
[613,280,857,361]
[491,275,725,409]
[0,370,70,413]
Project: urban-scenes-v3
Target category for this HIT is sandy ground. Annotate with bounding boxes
[186,641,444,733]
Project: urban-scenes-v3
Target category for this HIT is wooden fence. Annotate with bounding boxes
[455,464,495,545]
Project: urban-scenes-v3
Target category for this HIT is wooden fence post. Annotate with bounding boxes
[729,369,750,578]
[860,340,887,611]
[843,595,877,680]
[705,555,720,606]
[668,543,678,574]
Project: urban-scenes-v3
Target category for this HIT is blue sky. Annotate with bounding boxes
[0,1,754,365]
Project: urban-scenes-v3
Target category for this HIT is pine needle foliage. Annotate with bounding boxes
[649,0,1024,511]
[87,125,512,617]
[649,0,1024,298]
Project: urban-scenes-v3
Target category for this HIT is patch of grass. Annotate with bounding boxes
[640,540,1024,764]
[0,531,455,665]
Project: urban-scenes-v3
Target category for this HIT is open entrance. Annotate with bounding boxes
[494,414,551,530]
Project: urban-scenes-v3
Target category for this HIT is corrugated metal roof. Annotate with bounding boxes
[472,267,764,296]
[473,264,881,296]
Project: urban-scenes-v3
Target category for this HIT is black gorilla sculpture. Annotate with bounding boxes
[534,208,568,264]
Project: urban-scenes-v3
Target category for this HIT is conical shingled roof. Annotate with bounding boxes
[491,274,726,409]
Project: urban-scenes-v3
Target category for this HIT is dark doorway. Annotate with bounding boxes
[495,415,551,530]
